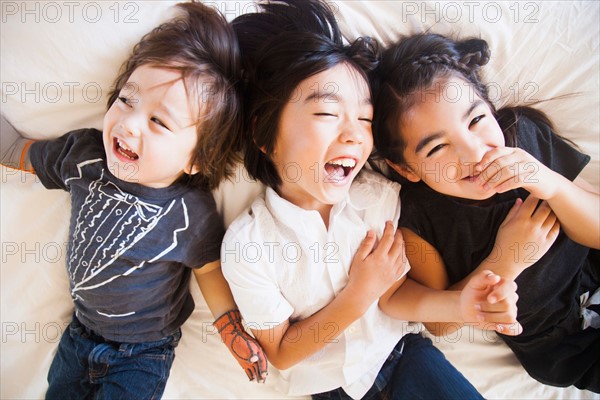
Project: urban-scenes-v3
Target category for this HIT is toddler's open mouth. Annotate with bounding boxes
[324,158,356,182]
[114,138,139,161]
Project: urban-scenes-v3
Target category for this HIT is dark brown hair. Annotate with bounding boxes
[372,33,557,168]
[107,1,242,189]
[233,0,379,188]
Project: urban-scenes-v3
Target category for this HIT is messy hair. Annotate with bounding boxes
[233,0,379,188]
[108,1,242,189]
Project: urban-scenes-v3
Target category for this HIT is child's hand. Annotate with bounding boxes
[459,270,522,336]
[347,222,408,305]
[213,309,268,383]
[475,147,562,200]
[490,195,560,279]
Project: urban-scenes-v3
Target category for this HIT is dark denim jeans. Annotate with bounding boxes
[46,315,180,400]
[312,333,483,400]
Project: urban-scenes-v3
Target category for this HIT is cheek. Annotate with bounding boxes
[364,132,374,154]
[486,120,505,147]
[442,161,462,181]
[103,106,119,130]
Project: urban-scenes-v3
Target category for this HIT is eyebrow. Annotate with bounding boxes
[303,91,372,106]
[414,99,484,154]
[304,91,340,104]
[415,132,444,154]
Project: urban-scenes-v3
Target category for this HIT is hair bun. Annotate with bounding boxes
[346,36,380,73]
[456,38,490,68]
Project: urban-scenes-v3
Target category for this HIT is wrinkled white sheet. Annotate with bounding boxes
[1,1,598,399]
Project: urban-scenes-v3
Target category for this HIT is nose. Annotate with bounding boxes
[338,117,367,144]
[457,136,489,166]
[120,115,142,137]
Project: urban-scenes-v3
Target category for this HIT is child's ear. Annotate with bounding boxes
[185,163,200,176]
[251,116,268,155]
[385,159,421,182]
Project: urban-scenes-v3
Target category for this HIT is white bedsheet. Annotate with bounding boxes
[1,1,598,399]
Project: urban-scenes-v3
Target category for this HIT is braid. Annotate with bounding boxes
[411,54,472,74]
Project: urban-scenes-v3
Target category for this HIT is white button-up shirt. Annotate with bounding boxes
[222,170,413,399]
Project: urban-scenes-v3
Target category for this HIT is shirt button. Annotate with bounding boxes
[347,326,357,334]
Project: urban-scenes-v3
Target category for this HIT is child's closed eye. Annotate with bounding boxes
[118,96,132,107]
[150,116,170,130]
[426,144,446,157]
[314,113,337,117]
[469,114,485,127]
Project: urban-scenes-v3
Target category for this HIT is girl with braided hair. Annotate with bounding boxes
[373,32,600,392]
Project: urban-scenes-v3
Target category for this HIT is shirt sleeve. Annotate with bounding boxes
[517,116,590,181]
[221,207,294,329]
[29,129,104,190]
[188,192,225,268]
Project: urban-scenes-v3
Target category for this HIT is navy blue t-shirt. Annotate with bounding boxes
[30,129,224,342]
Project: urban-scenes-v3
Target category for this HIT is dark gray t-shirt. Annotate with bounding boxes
[30,128,224,342]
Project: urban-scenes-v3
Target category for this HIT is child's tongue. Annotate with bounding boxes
[325,163,345,181]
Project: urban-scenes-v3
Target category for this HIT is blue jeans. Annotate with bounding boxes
[312,333,483,400]
[46,315,181,400]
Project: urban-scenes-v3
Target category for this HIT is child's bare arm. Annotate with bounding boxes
[379,264,521,335]
[194,261,236,317]
[249,222,405,371]
[1,114,34,172]
[194,262,268,383]
[381,228,521,336]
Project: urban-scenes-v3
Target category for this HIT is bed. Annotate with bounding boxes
[1,1,598,399]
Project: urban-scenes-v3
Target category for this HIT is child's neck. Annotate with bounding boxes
[319,207,332,230]
[275,188,334,229]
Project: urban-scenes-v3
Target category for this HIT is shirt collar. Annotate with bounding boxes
[263,172,383,231]
[265,187,327,230]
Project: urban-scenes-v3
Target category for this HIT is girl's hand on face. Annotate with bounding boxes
[346,222,408,306]
[474,147,561,200]
[489,195,560,279]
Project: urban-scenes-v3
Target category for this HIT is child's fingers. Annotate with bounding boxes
[494,322,523,336]
[518,195,541,217]
[375,221,395,253]
[355,230,376,261]
[486,279,518,304]
[477,309,518,324]
[475,148,529,189]
[547,218,561,241]
[467,270,501,292]
[388,227,405,259]
[531,200,553,224]
[502,197,523,223]
[474,147,512,173]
